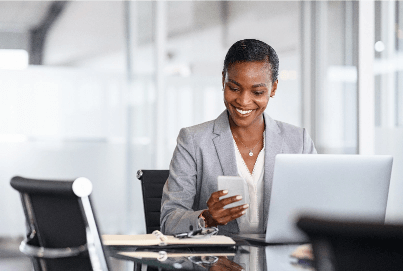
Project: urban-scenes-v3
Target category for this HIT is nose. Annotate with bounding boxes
[236,90,252,106]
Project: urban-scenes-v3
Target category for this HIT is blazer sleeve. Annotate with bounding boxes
[160,127,204,234]
[302,128,317,154]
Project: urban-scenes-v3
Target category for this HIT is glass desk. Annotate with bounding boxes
[107,243,313,271]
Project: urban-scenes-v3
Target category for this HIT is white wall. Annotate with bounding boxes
[0,67,146,236]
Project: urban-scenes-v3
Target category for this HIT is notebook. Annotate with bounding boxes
[102,230,235,247]
[236,154,393,244]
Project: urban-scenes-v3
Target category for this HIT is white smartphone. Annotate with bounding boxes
[217,176,247,209]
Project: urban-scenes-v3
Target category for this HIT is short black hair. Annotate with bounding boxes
[223,39,279,83]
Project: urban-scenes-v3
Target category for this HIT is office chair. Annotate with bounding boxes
[136,170,169,234]
[10,176,111,271]
[297,216,403,271]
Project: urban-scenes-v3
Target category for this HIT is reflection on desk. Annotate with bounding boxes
[107,244,313,271]
[266,245,314,271]
[118,250,236,261]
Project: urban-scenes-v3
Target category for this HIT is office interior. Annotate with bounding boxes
[0,0,402,251]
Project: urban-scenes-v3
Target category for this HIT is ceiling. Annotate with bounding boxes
[0,1,300,67]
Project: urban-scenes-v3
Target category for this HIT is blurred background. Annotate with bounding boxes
[0,0,402,244]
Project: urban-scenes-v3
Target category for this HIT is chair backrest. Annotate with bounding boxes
[136,170,169,234]
[10,176,110,271]
[297,216,403,271]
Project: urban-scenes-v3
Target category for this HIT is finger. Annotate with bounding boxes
[227,207,248,219]
[215,208,247,225]
[212,203,248,218]
[208,194,246,223]
[227,203,249,213]
[215,195,243,209]
[207,190,228,206]
[208,199,246,219]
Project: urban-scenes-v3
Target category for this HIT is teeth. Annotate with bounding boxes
[236,108,253,115]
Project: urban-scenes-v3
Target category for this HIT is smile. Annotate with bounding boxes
[235,108,253,115]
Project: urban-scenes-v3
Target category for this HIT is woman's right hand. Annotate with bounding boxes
[202,190,249,227]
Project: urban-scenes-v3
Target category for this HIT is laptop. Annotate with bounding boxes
[235,154,393,244]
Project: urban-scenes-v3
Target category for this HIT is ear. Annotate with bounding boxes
[270,80,278,97]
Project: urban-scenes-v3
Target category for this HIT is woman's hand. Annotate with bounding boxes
[202,190,249,227]
[209,256,244,271]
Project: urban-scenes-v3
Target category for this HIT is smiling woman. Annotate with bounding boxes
[160,39,317,235]
[223,61,276,172]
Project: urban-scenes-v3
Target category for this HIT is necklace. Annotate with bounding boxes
[232,132,263,157]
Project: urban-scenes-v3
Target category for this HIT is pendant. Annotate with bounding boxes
[249,151,253,156]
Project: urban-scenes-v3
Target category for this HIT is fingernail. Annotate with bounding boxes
[243,204,249,209]
[236,195,242,200]
[241,210,246,215]
[223,190,228,194]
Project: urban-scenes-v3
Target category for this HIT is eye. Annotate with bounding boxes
[228,86,239,92]
[253,91,265,96]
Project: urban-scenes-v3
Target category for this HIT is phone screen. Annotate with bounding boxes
[217,176,247,209]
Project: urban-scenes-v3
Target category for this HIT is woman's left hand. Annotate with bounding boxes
[202,190,249,227]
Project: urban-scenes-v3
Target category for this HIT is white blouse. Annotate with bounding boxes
[232,132,265,234]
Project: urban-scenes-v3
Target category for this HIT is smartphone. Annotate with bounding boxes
[217,176,247,209]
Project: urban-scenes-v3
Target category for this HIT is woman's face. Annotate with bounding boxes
[222,61,278,129]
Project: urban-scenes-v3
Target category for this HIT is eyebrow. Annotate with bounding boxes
[228,79,241,86]
[227,79,267,88]
[252,83,267,88]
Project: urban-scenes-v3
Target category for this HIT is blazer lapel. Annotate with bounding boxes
[263,113,283,229]
[212,110,239,233]
[212,110,238,176]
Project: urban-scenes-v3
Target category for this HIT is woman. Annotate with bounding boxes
[160,39,316,235]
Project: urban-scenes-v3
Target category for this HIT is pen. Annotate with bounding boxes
[175,229,202,239]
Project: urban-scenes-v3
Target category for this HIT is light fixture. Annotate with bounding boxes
[374,41,385,52]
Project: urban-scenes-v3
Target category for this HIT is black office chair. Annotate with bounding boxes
[136,170,169,234]
[297,216,403,271]
[10,176,111,271]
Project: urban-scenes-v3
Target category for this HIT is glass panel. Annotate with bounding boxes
[374,0,403,223]
[374,0,400,128]
[0,2,129,235]
[315,1,358,154]
[395,1,403,126]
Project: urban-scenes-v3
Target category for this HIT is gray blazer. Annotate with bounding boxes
[160,110,316,235]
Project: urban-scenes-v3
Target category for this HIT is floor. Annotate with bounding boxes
[0,237,131,271]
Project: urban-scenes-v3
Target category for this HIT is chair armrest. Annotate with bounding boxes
[20,239,87,258]
[136,170,143,180]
